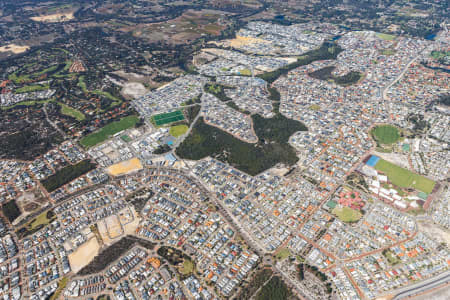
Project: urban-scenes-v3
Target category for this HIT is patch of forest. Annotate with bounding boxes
[176,115,306,176]
[2,200,21,223]
[204,83,232,101]
[41,159,96,192]
[254,275,297,300]
[235,268,273,300]
[77,235,155,276]
[308,66,362,86]
[257,41,343,84]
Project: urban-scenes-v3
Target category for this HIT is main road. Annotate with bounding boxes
[391,270,450,299]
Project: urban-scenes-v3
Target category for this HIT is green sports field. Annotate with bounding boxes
[332,207,362,223]
[152,110,185,126]
[274,248,291,261]
[80,115,140,148]
[376,33,396,41]
[374,159,436,194]
[169,124,188,137]
[371,124,400,144]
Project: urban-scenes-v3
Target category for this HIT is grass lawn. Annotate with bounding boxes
[376,33,396,41]
[77,75,88,93]
[275,248,291,261]
[332,207,362,223]
[33,65,58,77]
[28,211,55,230]
[62,60,73,72]
[80,115,140,148]
[15,84,49,93]
[8,72,31,84]
[170,124,188,137]
[239,68,252,76]
[93,90,122,106]
[180,259,195,275]
[309,104,321,111]
[1,99,54,110]
[374,159,435,194]
[59,103,85,121]
[371,124,400,144]
[380,49,396,56]
[430,50,449,60]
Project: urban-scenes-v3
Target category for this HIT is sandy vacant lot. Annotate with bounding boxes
[122,82,148,99]
[106,157,143,176]
[98,207,140,245]
[68,237,100,273]
[0,44,30,54]
[105,215,123,239]
[418,220,450,245]
[229,35,270,48]
[31,12,74,23]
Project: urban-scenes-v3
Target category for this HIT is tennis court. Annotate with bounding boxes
[152,110,185,126]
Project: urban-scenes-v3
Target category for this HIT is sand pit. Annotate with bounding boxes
[68,237,100,273]
[106,157,143,176]
[31,12,74,23]
[0,44,30,54]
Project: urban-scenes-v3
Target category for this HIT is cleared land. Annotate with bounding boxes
[229,35,270,48]
[106,157,143,176]
[30,12,74,22]
[151,111,185,126]
[332,207,362,223]
[80,116,140,148]
[371,124,400,145]
[0,44,30,54]
[68,237,101,273]
[121,82,148,98]
[374,159,435,194]
[169,124,188,137]
[132,9,228,45]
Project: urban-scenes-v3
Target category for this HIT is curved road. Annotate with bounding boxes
[392,270,450,299]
